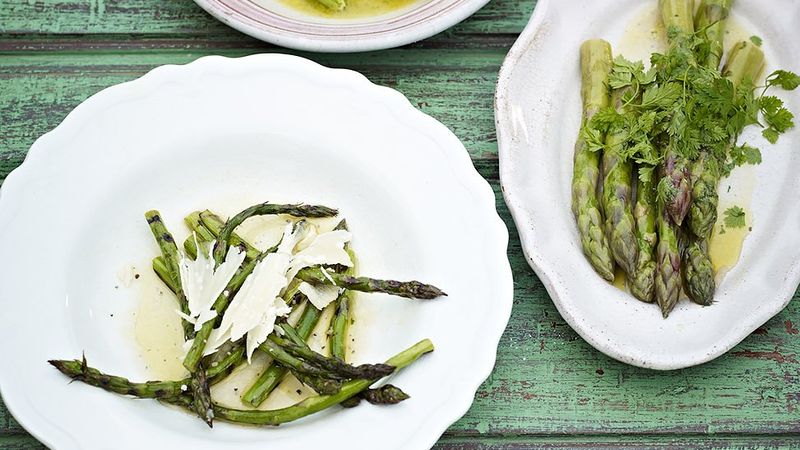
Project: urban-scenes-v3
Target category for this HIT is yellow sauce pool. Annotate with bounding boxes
[134,268,188,381]
[709,205,750,279]
[276,0,422,19]
[612,267,628,291]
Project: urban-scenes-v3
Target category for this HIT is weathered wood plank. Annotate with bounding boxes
[434,435,800,449]
[0,435,46,450]
[0,0,534,36]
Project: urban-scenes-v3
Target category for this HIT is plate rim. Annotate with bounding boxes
[0,53,514,449]
[192,0,492,52]
[494,0,800,370]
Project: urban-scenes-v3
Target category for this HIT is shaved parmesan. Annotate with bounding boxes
[286,230,353,281]
[178,237,246,331]
[298,282,342,310]
[207,222,303,361]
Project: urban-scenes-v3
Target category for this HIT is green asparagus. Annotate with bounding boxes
[630,172,658,302]
[695,0,733,70]
[330,220,356,360]
[296,267,445,300]
[659,0,695,225]
[602,87,639,276]
[655,197,681,318]
[341,385,410,407]
[144,210,193,338]
[573,39,616,281]
[683,240,715,305]
[267,334,395,379]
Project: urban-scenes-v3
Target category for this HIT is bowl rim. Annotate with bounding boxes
[192,0,492,52]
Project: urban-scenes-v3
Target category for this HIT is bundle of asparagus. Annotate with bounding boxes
[573,0,799,317]
[49,202,445,427]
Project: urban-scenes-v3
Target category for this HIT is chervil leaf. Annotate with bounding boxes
[590,107,623,132]
[749,35,763,47]
[767,70,800,91]
[581,124,605,153]
[762,128,780,144]
[723,206,746,229]
[638,165,655,184]
[757,95,794,143]
[641,82,682,109]
[730,144,762,166]
[656,176,677,204]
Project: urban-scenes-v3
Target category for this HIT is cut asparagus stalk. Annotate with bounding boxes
[695,0,734,70]
[330,219,356,361]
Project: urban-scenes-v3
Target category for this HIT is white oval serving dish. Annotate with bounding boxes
[496,0,800,370]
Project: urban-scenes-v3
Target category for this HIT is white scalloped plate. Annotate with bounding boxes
[496,0,800,370]
[0,54,512,449]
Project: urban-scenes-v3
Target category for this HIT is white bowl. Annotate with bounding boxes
[193,0,491,52]
[0,54,513,449]
[496,0,800,370]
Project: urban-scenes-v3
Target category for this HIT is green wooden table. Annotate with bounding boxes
[2,1,800,448]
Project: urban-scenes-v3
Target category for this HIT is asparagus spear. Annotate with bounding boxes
[683,240,715,305]
[192,339,432,426]
[630,172,658,302]
[50,346,242,400]
[655,196,682,318]
[358,384,410,405]
[296,267,445,300]
[572,39,616,281]
[688,3,755,240]
[602,87,639,276]
[722,40,766,87]
[49,356,187,399]
[329,289,353,360]
[659,0,695,225]
[329,219,356,360]
[212,202,338,264]
[687,153,721,239]
[695,0,733,70]
[340,385,410,407]
[266,334,395,380]
[683,42,764,304]
[144,210,193,339]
